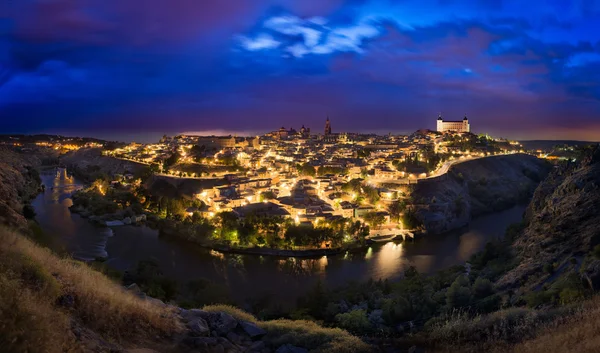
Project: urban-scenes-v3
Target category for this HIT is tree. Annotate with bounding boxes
[164,151,181,169]
[297,163,316,177]
[401,208,422,230]
[446,275,472,309]
[260,191,276,201]
[362,185,380,204]
[387,201,406,222]
[363,212,385,229]
[214,212,240,243]
[472,277,494,299]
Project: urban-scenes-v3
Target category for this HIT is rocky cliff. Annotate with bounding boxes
[0,147,43,231]
[498,145,600,290]
[61,148,147,181]
[411,154,551,234]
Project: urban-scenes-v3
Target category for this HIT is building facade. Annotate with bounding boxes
[437,115,470,133]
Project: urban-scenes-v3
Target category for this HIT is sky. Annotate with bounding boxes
[1,0,600,142]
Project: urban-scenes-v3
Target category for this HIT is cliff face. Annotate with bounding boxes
[412,154,551,234]
[499,145,600,290]
[61,148,147,181]
[0,147,43,230]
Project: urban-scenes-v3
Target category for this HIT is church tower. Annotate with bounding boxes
[324,116,332,135]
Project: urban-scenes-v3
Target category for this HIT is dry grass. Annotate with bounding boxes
[427,296,600,353]
[0,273,75,353]
[260,319,373,353]
[0,227,180,352]
[203,304,258,323]
[508,296,600,353]
[202,305,373,352]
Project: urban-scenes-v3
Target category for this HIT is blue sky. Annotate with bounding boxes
[1,0,599,141]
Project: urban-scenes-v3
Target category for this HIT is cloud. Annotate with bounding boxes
[566,52,600,68]
[237,15,381,57]
[239,34,281,51]
[1,0,600,138]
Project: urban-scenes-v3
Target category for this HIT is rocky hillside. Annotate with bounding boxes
[411,154,551,234]
[61,148,147,181]
[0,147,44,231]
[499,145,600,291]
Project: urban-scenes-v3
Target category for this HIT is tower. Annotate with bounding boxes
[463,115,470,133]
[324,116,332,135]
[436,114,443,132]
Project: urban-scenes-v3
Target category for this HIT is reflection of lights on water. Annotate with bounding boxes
[375,242,404,279]
[365,247,373,259]
[274,256,328,276]
[319,256,328,267]
[209,250,225,259]
[343,251,349,259]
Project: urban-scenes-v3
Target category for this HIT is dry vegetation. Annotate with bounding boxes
[509,296,600,353]
[425,296,600,353]
[0,227,180,353]
[202,305,373,353]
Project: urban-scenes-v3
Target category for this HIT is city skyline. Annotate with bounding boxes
[1,0,600,141]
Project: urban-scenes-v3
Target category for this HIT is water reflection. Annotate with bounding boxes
[374,243,404,279]
[33,169,526,307]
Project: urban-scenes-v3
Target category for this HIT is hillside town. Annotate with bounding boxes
[1,117,535,251]
[65,117,529,246]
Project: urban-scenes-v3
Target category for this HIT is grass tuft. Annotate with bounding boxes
[203,304,258,323]
[260,319,373,353]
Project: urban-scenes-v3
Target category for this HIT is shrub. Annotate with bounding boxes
[525,291,553,308]
[261,319,372,353]
[592,244,600,259]
[543,263,555,275]
[335,309,372,334]
[446,276,472,309]
[23,204,37,219]
[472,277,494,299]
[559,288,584,305]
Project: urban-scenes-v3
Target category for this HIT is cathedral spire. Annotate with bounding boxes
[324,116,332,135]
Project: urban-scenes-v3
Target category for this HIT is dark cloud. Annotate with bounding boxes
[1,0,599,140]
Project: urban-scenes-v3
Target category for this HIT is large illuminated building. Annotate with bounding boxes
[437,115,470,133]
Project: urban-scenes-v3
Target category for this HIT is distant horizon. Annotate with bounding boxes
[3,127,599,145]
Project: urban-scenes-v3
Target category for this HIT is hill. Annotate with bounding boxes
[411,154,551,234]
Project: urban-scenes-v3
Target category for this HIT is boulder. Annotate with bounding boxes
[125,283,146,299]
[209,312,238,336]
[226,331,241,345]
[275,344,308,353]
[187,318,211,337]
[191,337,218,349]
[239,320,267,339]
[249,341,265,351]
[123,217,132,225]
[181,309,211,322]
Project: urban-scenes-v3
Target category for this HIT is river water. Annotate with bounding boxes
[33,169,526,307]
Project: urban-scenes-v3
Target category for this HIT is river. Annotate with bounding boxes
[33,168,526,307]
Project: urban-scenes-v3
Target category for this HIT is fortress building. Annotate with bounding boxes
[437,114,470,133]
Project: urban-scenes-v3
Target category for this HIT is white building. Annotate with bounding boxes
[437,115,470,133]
